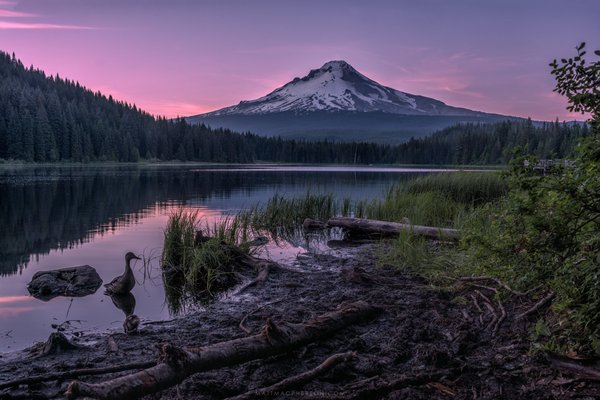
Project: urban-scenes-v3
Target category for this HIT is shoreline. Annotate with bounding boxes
[1,243,597,399]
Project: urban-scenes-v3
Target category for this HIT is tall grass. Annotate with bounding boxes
[160,172,509,312]
[401,172,508,206]
[161,210,252,314]
[250,192,338,236]
[365,172,506,228]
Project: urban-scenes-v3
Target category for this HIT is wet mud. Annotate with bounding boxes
[1,244,599,399]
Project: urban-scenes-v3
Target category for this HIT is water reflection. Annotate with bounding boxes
[109,292,136,316]
[109,292,140,334]
[0,165,423,276]
[0,164,437,351]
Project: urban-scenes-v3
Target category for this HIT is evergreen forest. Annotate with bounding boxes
[0,51,588,165]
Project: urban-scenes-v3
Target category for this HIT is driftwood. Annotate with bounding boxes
[302,218,328,231]
[235,261,275,295]
[0,361,155,390]
[546,353,600,380]
[65,301,380,400]
[226,352,356,400]
[326,217,460,241]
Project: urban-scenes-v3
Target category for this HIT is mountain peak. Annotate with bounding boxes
[320,60,352,70]
[196,61,484,117]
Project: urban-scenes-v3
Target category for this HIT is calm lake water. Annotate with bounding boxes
[0,164,458,352]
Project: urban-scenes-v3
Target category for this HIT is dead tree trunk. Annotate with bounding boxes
[66,301,380,400]
[327,217,460,241]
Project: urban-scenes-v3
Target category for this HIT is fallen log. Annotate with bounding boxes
[546,353,600,381]
[226,351,356,400]
[0,361,155,390]
[65,301,380,400]
[302,218,328,231]
[326,217,460,241]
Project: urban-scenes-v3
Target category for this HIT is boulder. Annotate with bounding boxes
[27,265,103,301]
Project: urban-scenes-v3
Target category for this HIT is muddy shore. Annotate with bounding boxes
[1,243,599,399]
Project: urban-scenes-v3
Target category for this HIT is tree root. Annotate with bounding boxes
[226,351,356,400]
[517,291,555,320]
[470,294,484,325]
[492,299,506,337]
[65,301,380,400]
[473,290,507,336]
[336,370,451,400]
[0,361,155,390]
[235,262,273,295]
[239,298,285,335]
[546,353,600,381]
[459,276,526,296]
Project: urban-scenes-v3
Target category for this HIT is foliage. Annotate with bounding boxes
[161,210,249,314]
[550,42,600,130]
[366,172,506,227]
[463,43,600,355]
[250,193,338,237]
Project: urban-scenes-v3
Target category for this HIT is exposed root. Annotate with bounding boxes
[226,352,356,400]
[546,353,600,381]
[492,299,506,337]
[0,361,155,390]
[475,290,498,332]
[239,298,285,335]
[459,276,526,296]
[65,301,379,400]
[235,262,273,295]
[517,291,556,320]
[337,370,451,400]
[470,294,484,326]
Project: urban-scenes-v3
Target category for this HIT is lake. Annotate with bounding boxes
[0,164,460,352]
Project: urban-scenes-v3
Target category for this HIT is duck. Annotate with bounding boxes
[104,252,141,295]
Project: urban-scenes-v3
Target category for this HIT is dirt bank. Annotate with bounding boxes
[1,243,599,399]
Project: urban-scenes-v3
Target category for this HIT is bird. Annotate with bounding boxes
[104,252,141,295]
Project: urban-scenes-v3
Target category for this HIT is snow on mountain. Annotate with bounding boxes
[199,60,484,117]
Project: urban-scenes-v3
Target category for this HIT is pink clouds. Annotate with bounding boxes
[1,1,597,122]
[0,8,34,17]
[0,21,90,29]
[0,2,90,29]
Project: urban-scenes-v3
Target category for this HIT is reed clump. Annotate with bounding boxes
[161,210,252,314]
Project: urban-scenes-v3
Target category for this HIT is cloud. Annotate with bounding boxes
[0,9,34,17]
[0,3,92,29]
[0,20,92,29]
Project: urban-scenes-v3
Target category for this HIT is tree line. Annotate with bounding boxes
[0,50,589,165]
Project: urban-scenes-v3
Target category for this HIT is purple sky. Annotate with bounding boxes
[1,0,598,120]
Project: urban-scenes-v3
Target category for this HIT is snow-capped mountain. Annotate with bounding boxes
[201,60,482,117]
[187,61,517,143]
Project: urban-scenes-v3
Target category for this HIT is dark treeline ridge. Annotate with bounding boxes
[0,50,589,164]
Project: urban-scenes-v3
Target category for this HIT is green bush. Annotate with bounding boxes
[462,43,600,355]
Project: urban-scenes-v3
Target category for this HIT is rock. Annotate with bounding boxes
[27,265,103,301]
[37,332,82,356]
